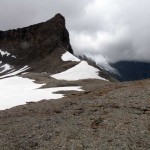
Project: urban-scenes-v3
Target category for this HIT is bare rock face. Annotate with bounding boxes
[0,13,73,66]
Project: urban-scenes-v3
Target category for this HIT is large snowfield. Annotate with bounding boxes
[0,51,107,110]
[51,51,107,81]
[0,76,83,110]
[51,61,107,81]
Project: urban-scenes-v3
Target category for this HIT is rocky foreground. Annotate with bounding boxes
[0,13,150,150]
[0,73,150,150]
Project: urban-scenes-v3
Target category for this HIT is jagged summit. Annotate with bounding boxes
[50,13,66,23]
[0,13,73,66]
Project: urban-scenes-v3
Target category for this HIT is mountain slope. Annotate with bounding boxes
[0,14,114,110]
[111,61,150,81]
[1,74,150,150]
[0,14,74,77]
[0,13,73,65]
[0,13,114,81]
[0,14,150,150]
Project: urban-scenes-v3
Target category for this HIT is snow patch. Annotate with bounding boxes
[0,49,10,57]
[0,64,12,74]
[21,72,29,75]
[0,65,30,79]
[12,55,17,58]
[61,51,80,62]
[0,49,16,58]
[51,61,107,81]
[0,76,83,110]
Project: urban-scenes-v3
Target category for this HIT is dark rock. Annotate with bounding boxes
[0,13,73,66]
[91,117,104,129]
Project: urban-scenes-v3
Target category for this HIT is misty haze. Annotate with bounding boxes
[0,1,150,149]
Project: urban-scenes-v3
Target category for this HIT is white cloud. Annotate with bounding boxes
[0,0,150,62]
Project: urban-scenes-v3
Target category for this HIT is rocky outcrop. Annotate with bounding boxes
[0,13,73,66]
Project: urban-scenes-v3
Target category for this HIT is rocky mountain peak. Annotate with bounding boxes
[0,13,73,66]
[51,13,65,23]
[0,13,115,81]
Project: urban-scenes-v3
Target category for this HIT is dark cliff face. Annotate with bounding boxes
[0,13,73,66]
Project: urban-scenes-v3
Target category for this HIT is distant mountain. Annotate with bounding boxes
[111,61,150,81]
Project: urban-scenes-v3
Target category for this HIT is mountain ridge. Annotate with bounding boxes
[111,60,150,81]
[0,13,150,150]
[0,13,114,81]
[0,13,73,66]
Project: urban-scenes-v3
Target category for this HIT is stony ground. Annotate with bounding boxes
[0,73,150,150]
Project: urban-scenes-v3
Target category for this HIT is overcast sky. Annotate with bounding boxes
[0,0,150,63]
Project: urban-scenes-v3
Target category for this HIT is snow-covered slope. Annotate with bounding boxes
[0,65,29,79]
[0,50,13,75]
[0,49,31,78]
[61,51,80,62]
[51,51,107,81]
[0,50,110,110]
[0,49,16,58]
[0,76,83,110]
[51,61,107,81]
[0,63,12,74]
[0,62,30,79]
[0,14,115,111]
